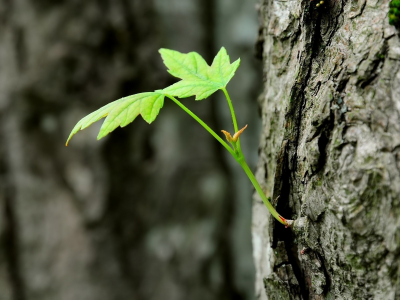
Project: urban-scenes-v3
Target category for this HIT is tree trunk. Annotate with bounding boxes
[254,0,400,299]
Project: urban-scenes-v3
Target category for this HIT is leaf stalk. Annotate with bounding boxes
[66,47,291,227]
[167,91,291,227]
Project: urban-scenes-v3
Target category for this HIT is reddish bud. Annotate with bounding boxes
[221,130,234,143]
[232,125,248,142]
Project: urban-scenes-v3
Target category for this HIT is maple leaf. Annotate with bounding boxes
[160,47,240,100]
[66,92,164,145]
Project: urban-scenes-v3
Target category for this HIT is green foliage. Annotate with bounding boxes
[389,0,400,29]
[66,46,290,227]
[66,92,164,145]
[161,47,240,100]
[66,47,239,145]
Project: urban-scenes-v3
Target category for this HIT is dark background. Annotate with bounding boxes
[0,1,262,299]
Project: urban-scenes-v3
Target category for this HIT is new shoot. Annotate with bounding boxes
[66,47,292,227]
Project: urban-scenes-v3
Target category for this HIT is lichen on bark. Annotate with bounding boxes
[254,0,400,298]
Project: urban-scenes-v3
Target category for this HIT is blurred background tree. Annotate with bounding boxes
[0,1,262,300]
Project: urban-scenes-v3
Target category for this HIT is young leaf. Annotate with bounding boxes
[66,92,164,145]
[162,80,220,100]
[159,49,210,81]
[160,47,240,100]
[208,47,241,87]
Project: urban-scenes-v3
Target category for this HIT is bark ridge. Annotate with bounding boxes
[254,0,400,298]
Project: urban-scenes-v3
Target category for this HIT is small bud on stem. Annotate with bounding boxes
[221,124,248,144]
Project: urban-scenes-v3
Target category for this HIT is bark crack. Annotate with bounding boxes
[270,2,342,298]
[260,0,400,298]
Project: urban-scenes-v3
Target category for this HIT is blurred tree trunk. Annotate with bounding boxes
[254,0,400,299]
[0,1,259,300]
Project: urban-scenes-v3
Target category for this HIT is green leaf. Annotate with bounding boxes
[162,80,220,100]
[160,47,240,100]
[159,49,210,81]
[66,92,164,145]
[209,47,241,87]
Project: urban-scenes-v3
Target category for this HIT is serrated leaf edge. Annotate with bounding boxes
[159,47,240,100]
[66,92,164,146]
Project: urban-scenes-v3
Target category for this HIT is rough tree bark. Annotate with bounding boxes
[253,0,400,299]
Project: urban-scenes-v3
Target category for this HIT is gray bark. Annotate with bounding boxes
[254,0,400,299]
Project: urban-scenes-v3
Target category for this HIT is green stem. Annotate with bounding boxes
[166,93,289,226]
[238,157,286,225]
[222,88,242,152]
[166,95,236,157]
[222,88,288,226]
